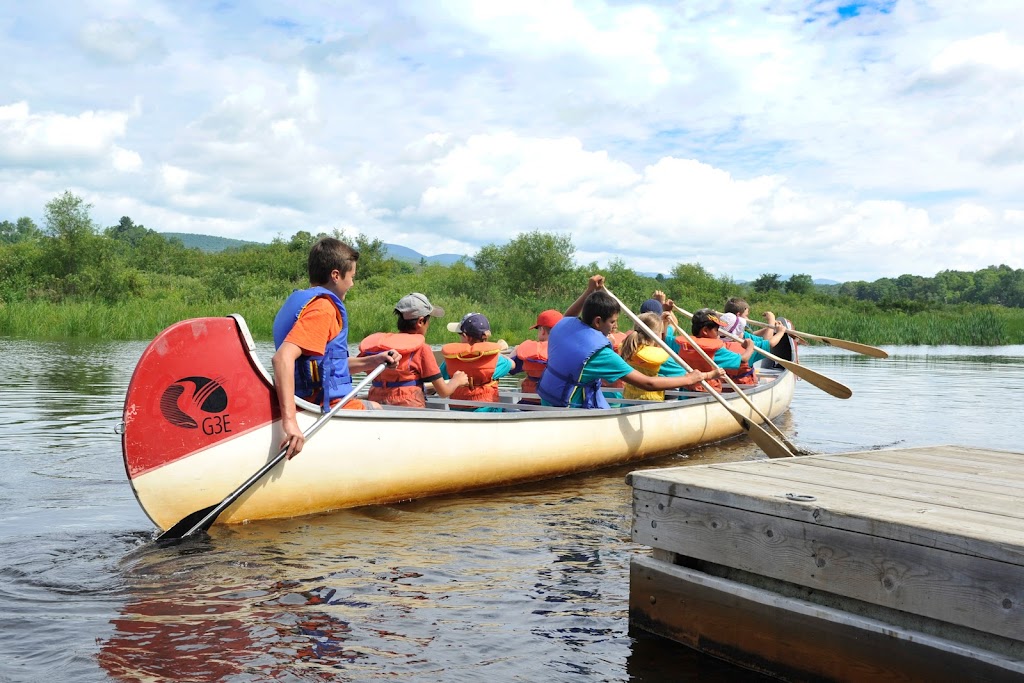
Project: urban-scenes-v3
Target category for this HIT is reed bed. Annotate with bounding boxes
[4,295,1024,347]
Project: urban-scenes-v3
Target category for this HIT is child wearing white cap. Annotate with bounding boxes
[440,313,514,411]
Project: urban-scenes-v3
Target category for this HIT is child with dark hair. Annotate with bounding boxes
[537,276,720,409]
[272,236,399,458]
[358,293,468,408]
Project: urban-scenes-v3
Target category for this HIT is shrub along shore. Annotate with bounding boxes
[3,285,1024,347]
[4,192,1024,346]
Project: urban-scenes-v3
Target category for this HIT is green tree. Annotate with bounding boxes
[474,231,576,296]
[0,217,41,244]
[785,273,814,295]
[105,216,153,247]
[752,273,783,293]
[501,230,576,295]
[43,191,100,276]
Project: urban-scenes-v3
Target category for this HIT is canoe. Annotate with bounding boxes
[121,314,797,531]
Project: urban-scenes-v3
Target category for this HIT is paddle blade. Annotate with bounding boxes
[814,336,889,359]
[774,357,853,399]
[155,504,217,543]
[730,409,794,459]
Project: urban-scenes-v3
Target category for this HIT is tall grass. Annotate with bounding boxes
[5,290,1024,347]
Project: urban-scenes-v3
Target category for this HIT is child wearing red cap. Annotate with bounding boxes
[510,309,563,401]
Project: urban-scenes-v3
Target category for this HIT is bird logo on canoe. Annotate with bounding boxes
[159,376,229,429]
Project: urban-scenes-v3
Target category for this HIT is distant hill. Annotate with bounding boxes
[384,243,467,266]
[161,232,260,252]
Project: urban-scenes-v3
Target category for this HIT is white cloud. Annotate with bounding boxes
[2,1,1024,282]
[0,101,132,166]
[111,147,142,172]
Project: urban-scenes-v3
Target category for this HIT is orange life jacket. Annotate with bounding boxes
[442,342,502,402]
[675,337,724,392]
[516,339,548,395]
[724,340,756,385]
[359,332,427,407]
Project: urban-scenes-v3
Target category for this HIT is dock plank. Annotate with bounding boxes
[713,459,1024,520]
[628,454,1024,565]
[632,488,1024,640]
[630,554,1024,681]
[783,457,1024,498]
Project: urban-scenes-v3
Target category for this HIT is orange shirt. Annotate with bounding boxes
[283,297,341,357]
[282,296,366,410]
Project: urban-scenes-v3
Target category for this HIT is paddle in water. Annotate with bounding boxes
[677,307,853,400]
[156,364,388,543]
[605,289,795,459]
[671,318,809,455]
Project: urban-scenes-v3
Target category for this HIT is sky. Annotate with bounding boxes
[2,1,1023,283]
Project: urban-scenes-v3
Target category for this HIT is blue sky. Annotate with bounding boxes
[2,1,1022,282]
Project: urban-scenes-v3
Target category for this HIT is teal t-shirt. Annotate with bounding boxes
[744,331,772,364]
[541,346,633,407]
[660,329,742,372]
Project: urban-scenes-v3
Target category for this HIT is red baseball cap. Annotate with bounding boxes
[530,309,563,329]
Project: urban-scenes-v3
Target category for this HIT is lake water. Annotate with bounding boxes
[2,337,1023,682]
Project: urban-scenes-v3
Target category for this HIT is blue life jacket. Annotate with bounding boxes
[272,287,353,412]
[536,317,611,409]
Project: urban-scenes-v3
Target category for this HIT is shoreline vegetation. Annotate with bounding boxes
[4,192,1024,345]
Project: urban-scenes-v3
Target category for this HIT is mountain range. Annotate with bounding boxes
[160,232,465,266]
[158,232,838,284]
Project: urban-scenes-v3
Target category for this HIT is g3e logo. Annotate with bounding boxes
[159,376,232,435]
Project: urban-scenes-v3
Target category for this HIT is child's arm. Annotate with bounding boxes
[272,342,305,458]
[564,274,604,317]
[754,311,787,346]
[429,372,468,398]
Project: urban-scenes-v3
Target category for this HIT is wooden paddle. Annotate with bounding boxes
[671,323,808,455]
[606,290,794,459]
[677,307,853,400]
[156,363,388,543]
[734,314,889,359]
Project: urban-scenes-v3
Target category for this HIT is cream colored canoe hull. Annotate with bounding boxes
[123,316,796,531]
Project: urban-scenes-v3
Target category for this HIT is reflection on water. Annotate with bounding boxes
[2,339,1023,680]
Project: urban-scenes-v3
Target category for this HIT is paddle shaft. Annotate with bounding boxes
[606,290,793,459]
[671,323,802,455]
[156,363,388,542]
[737,315,889,359]
[678,308,853,400]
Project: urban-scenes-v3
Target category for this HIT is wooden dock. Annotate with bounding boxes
[627,445,1024,681]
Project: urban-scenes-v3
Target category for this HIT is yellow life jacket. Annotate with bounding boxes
[623,345,669,401]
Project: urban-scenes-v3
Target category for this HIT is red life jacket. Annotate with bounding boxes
[516,339,548,395]
[724,340,756,385]
[359,332,427,407]
[675,337,724,392]
[442,342,502,402]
